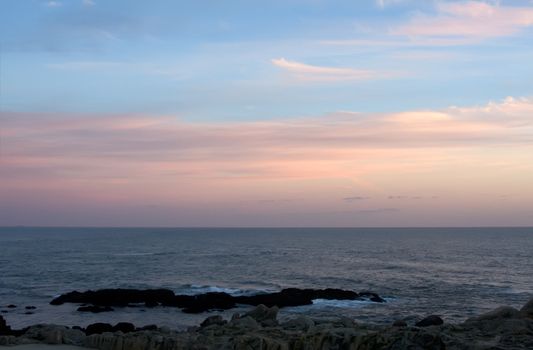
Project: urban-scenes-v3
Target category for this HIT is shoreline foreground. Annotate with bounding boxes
[2,297,533,349]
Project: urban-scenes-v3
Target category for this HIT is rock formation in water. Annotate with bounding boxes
[1,297,533,349]
[50,288,385,313]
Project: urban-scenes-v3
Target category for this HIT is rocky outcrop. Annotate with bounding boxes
[415,315,444,327]
[2,297,533,349]
[50,287,385,313]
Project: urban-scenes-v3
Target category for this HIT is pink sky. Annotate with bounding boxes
[2,97,533,227]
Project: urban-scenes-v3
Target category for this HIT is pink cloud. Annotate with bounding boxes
[394,1,533,40]
[271,58,382,82]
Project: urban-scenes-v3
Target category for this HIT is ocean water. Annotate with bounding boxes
[0,227,532,329]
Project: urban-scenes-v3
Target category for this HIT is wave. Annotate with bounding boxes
[178,285,272,296]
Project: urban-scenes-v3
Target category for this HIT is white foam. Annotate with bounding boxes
[311,299,373,308]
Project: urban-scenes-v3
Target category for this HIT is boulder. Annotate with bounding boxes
[466,306,521,322]
[392,319,407,327]
[0,316,11,335]
[77,305,114,313]
[520,297,533,318]
[200,315,227,328]
[416,315,444,327]
[23,324,85,345]
[112,322,135,333]
[229,316,260,330]
[85,323,114,335]
[281,316,315,331]
[243,304,279,327]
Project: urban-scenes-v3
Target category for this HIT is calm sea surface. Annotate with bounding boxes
[0,227,532,329]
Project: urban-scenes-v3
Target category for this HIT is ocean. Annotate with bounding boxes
[0,227,532,330]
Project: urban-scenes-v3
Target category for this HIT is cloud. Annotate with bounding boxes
[271,58,381,82]
[394,1,533,41]
[343,197,370,202]
[45,1,62,7]
[2,96,532,183]
[2,97,533,226]
[47,61,123,70]
[376,0,409,9]
[82,0,95,6]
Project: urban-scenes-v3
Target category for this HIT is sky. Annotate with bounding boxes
[1,0,533,227]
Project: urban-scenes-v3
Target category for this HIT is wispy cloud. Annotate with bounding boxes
[271,58,381,82]
[47,61,123,70]
[343,196,370,202]
[45,1,62,7]
[376,0,410,9]
[82,0,95,6]
[394,1,533,40]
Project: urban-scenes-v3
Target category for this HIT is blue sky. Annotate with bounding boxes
[2,1,533,226]
[2,0,532,121]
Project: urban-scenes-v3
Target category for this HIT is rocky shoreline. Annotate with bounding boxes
[1,296,532,349]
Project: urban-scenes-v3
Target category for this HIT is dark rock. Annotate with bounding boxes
[0,310,8,313]
[145,300,158,308]
[200,315,227,328]
[25,306,36,310]
[137,324,158,331]
[77,305,114,313]
[466,306,520,322]
[179,292,236,313]
[6,305,16,309]
[416,315,444,327]
[51,287,385,314]
[520,297,533,318]
[281,316,315,331]
[85,323,114,335]
[112,322,135,333]
[243,304,279,327]
[24,312,34,315]
[51,288,176,306]
[370,295,386,303]
[392,320,407,327]
[0,315,11,335]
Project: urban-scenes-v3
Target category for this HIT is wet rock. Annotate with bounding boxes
[0,315,11,335]
[6,305,16,309]
[281,315,315,331]
[416,315,444,327]
[229,316,260,330]
[145,300,158,307]
[520,297,533,318]
[50,287,385,313]
[77,305,114,313]
[180,292,236,313]
[200,315,227,328]
[23,325,85,345]
[243,304,279,327]
[85,322,114,335]
[466,306,521,322]
[51,288,176,306]
[138,324,158,331]
[112,322,135,333]
[25,306,36,310]
[392,319,408,327]
[24,311,34,315]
